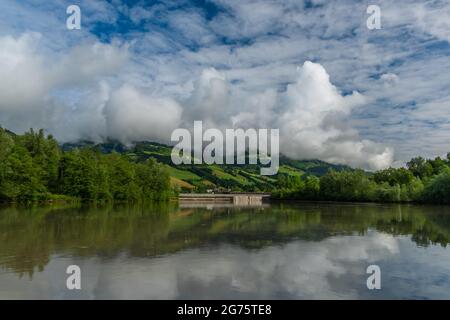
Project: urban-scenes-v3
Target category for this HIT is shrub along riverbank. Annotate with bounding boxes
[0,128,173,203]
[273,157,450,204]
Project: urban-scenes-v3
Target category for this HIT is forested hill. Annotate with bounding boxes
[61,139,450,204]
[2,128,449,204]
[0,128,172,203]
[61,140,350,193]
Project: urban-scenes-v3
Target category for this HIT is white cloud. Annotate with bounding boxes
[0,33,49,113]
[210,0,286,39]
[0,232,401,299]
[380,73,399,87]
[225,61,393,170]
[184,68,229,127]
[0,32,393,169]
[277,62,393,170]
[412,1,450,43]
[1,0,450,166]
[103,84,183,144]
[0,32,128,137]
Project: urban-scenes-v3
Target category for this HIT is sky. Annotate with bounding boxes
[0,0,449,170]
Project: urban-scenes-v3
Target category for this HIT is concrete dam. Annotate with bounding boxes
[179,193,271,205]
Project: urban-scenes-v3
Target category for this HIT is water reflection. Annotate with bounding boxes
[0,203,449,299]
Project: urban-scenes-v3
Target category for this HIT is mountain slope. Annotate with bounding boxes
[62,140,351,192]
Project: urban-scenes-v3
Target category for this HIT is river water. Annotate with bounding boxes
[0,202,449,299]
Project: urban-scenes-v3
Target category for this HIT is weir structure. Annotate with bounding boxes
[179,193,271,205]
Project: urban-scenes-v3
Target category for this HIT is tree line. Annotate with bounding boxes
[1,127,449,205]
[274,154,450,204]
[0,128,173,203]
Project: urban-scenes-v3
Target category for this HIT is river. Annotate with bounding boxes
[0,202,449,299]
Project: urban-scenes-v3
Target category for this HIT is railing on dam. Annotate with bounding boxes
[179,193,271,205]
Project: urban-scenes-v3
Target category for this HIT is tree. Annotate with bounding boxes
[374,167,414,186]
[428,156,448,175]
[0,129,14,193]
[19,129,61,192]
[319,170,374,201]
[421,168,450,204]
[303,176,320,199]
[407,157,433,179]
[136,159,171,201]
[276,174,303,190]
[374,183,401,202]
[58,151,94,200]
[400,177,424,202]
[105,153,140,202]
[1,144,46,201]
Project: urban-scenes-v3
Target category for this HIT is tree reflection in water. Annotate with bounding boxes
[0,202,449,278]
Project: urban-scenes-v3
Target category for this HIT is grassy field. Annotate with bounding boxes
[63,140,349,193]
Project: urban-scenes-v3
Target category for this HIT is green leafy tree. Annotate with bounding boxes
[1,144,46,201]
[0,129,14,193]
[302,175,320,200]
[421,168,450,204]
[374,167,414,186]
[374,183,401,202]
[428,156,448,175]
[105,153,140,202]
[400,177,424,202]
[319,170,374,201]
[14,129,62,192]
[136,158,171,201]
[407,157,433,179]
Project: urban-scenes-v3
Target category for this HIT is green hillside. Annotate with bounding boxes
[62,140,350,193]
